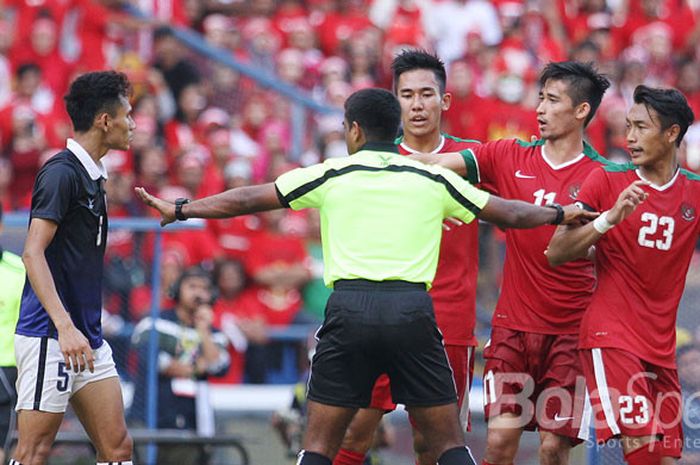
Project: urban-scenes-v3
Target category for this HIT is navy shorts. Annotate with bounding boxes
[307,280,457,408]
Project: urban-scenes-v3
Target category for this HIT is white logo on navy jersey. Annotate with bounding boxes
[87,198,95,210]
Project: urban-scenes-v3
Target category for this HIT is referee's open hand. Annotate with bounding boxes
[135,187,176,226]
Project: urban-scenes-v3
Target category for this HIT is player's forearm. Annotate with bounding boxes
[21,249,73,330]
[410,152,468,177]
[435,152,468,177]
[478,196,558,229]
[546,223,602,267]
[181,184,282,219]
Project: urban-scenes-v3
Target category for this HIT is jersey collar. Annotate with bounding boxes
[540,144,586,170]
[398,135,445,154]
[635,166,680,191]
[67,138,109,181]
[359,141,399,154]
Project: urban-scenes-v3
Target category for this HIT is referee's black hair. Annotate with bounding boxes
[539,61,610,127]
[64,71,132,133]
[633,85,695,147]
[391,49,447,94]
[344,88,401,142]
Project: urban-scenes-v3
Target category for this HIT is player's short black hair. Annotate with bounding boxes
[344,88,401,142]
[633,85,695,147]
[391,49,447,94]
[539,61,610,126]
[64,71,131,133]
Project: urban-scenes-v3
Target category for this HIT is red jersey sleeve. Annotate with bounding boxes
[469,139,521,196]
[576,166,611,212]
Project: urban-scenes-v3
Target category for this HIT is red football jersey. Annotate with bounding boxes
[470,138,608,333]
[398,133,480,346]
[577,166,700,368]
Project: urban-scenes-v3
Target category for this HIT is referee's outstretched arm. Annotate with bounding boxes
[135,183,282,226]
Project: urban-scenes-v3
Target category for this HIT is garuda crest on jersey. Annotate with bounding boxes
[568,183,581,200]
[680,202,696,222]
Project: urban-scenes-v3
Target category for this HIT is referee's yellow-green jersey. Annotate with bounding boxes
[0,249,25,366]
[275,142,490,288]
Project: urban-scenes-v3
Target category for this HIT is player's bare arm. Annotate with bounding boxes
[478,195,598,229]
[546,180,649,266]
[135,183,283,226]
[22,218,95,373]
[407,151,467,177]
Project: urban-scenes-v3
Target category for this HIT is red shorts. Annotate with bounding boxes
[483,327,588,443]
[580,347,683,458]
[369,344,475,431]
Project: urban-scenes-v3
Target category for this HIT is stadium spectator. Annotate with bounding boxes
[547,84,696,465]
[136,86,596,465]
[0,203,25,464]
[211,259,269,384]
[11,70,135,465]
[131,266,230,464]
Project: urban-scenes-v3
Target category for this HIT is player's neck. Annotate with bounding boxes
[402,131,442,153]
[72,133,109,163]
[638,154,679,187]
[542,135,584,165]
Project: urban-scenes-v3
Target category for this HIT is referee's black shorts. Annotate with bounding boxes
[0,366,17,449]
[307,279,457,408]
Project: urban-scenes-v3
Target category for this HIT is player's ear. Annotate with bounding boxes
[575,102,590,123]
[667,123,681,146]
[95,112,111,132]
[441,92,452,111]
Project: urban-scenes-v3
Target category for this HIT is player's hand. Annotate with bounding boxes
[57,323,95,373]
[560,204,600,226]
[135,187,176,226]
[442,217,463,231]
[607,180,649,225]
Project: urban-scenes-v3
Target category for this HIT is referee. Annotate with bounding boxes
[137,88,597,465]
[0,204,25,464]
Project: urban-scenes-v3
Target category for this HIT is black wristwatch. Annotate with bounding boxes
[547,203,564,225]
[175,198,190,221]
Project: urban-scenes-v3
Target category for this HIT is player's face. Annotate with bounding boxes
[396,69,450,139]
[105,95,135,151]
[536,79,582,140]
[625,103,675,167]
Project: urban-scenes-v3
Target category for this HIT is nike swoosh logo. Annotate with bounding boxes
[554,414,574,421]
[515,170,536,179]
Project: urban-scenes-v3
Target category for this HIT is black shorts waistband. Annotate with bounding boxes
[333,279,426,291]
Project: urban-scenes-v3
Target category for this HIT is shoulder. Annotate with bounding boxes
[680,169,700,183]
[480,137,540,153]
[38,150,79,179]
[442,133,481,150]
[1,251,25,273]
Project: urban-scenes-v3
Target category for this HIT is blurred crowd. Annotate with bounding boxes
[1,0,700,386]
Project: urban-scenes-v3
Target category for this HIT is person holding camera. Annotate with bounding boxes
[131,266,230,464]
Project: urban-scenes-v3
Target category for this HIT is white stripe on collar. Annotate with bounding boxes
[66,138,108,180]
[540,144,585,170]
[399,135,446,154]
[635,167,679,191]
